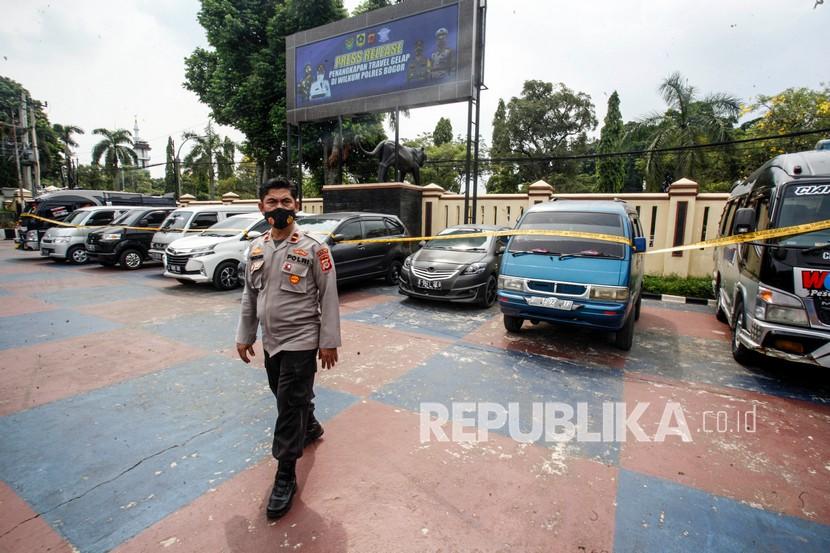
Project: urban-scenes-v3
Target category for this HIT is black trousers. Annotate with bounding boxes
[264,349,318,462]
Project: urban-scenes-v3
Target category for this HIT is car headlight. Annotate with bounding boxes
[102,233,122,241]
[53,236,71,244]
[403,255,412,269]
[498,276,524,291]
[755,286,808,327]
[590,286,629,301]
[189,245,216,258]
[462,262,487,275]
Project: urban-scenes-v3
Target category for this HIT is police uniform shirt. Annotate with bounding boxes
[236,227,341,355]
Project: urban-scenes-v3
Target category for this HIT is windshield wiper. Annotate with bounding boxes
[559,251,620,261]
[510,248,558,257]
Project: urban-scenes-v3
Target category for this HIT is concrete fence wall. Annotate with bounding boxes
[182,178,728,279]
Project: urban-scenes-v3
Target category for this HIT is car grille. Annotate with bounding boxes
[166,253,192,267]
[41,238,53,244]
[87,234,100,245]
[411,266,457,281]
[527,280,587,296]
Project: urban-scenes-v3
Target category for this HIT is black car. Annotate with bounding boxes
[296,212,413,284]
[399,225,509,307]
[86,207,175,269]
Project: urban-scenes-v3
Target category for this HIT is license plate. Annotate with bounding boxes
[40,249,51,256]
[526,296,574,310]
[169,265,182,274]
[417,279,442,290]
[87,244,97,252]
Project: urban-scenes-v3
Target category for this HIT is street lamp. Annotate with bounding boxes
[174,136,201,199]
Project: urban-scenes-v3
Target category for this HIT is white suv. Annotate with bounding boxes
[163,212,268,290]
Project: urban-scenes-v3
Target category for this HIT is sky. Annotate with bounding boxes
[0,0,827,180]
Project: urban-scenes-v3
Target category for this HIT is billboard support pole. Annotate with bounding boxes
[338,115,344,184]
[471,0,487,225]
[286,123,292,178]
[394,106,401,182]
[463,98,473,223]
[297,123,303,208]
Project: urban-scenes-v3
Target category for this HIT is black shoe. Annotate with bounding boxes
[304,419,324,447]
[267,462,297,519]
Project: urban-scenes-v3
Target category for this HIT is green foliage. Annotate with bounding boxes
[352,0,397,15]
[91,128,137,188]
[503,80,597,186]
[182,121,236,200]
[639,72,740,191]
[596,91,626,193]
[184,0,347,178]
[643,274,714,299]
[404,133,467,192]
[75,164,109,190]
[164,136,176,195]
[487,98,522,193]
[53,124,84,189]
[432,117,453,146]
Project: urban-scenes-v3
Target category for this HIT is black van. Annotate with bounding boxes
[15,190,175,251]
[86,207,176,269]
[713,150,830,366]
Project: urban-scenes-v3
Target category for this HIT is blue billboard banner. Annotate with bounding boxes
[295,5,459,108]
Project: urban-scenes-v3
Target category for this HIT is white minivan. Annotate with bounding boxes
[40,206,141,264]
[163,212,269,290]
[149,204,259,263]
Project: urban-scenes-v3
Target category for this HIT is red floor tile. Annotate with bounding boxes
[0,482,75,553]
[638,305,729,342]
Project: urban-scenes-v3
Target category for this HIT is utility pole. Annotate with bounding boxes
[10,111,24,200]
[27,95,41,192]
[18,92,33,191]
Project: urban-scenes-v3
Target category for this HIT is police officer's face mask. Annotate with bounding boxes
[264,208,295,230]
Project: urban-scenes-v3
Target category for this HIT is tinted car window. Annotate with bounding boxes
[363,219,388,238]
[337,220,363,241]
[140,210,170,227]
[88,210,116,225]
[191,213,218,229]
[385,218,405,235]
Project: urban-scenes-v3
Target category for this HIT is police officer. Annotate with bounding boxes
[236,177,341,520]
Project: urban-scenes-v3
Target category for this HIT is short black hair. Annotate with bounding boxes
[258,178,297,201]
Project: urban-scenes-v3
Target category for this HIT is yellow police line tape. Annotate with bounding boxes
[336,218,830,256]
[19,212,830,256]
[18,213,244,233]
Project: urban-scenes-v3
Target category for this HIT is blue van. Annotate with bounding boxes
[497,199,647,350]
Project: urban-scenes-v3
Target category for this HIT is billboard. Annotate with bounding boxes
[286,0,479,124]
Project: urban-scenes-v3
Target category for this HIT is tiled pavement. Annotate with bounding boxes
[0,241,829,552]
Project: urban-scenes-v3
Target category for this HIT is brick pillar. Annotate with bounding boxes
[663,178,699,277]
[527,180,554,207]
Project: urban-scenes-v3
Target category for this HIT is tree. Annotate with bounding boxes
[164,136,176,195]
[404,132,467,192]
[741,85,830,170]
[182,121,223,200]
[596,91,626,193]
[352,0,398,15]
[640,72,740,191]
[184,0,347,179]
[91,128,137,189]
[53,124,84,189]
[433,117,453,146]
[503,80,597,185]
[486,98,522,193]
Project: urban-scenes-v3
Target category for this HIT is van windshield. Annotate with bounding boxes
[775,183,830,247]
[160,210,191,231]
[510,211,626,259]
[201,216,257,237]
[63,210,89,225]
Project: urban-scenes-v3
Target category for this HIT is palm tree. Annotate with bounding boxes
[53,124,84,189]
[91,128,137,189]
[640,72,740,190]
[183,122,222,199]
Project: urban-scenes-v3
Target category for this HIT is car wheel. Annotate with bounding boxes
[634,294,642,321]
[730,299,754,365]
[503,315,523,333]
[213,260,241,291]
[119,249,143,270]
[66,245,88,265]
[614,311,636,351]
[385,260,403,285]
[478,274,498,307]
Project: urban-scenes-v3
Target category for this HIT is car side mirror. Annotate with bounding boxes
[496,243,506,254]
[633,237,647,253]
[732,207,756,235]
[246,230,262,240]
[332,234,344,243]
[418,240,426,248]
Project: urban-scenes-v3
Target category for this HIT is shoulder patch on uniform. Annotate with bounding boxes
[317,247,333,273]
[250,246,263,258]
[288,232,300,244]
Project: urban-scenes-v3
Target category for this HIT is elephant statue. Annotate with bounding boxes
[357,138,427,185]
